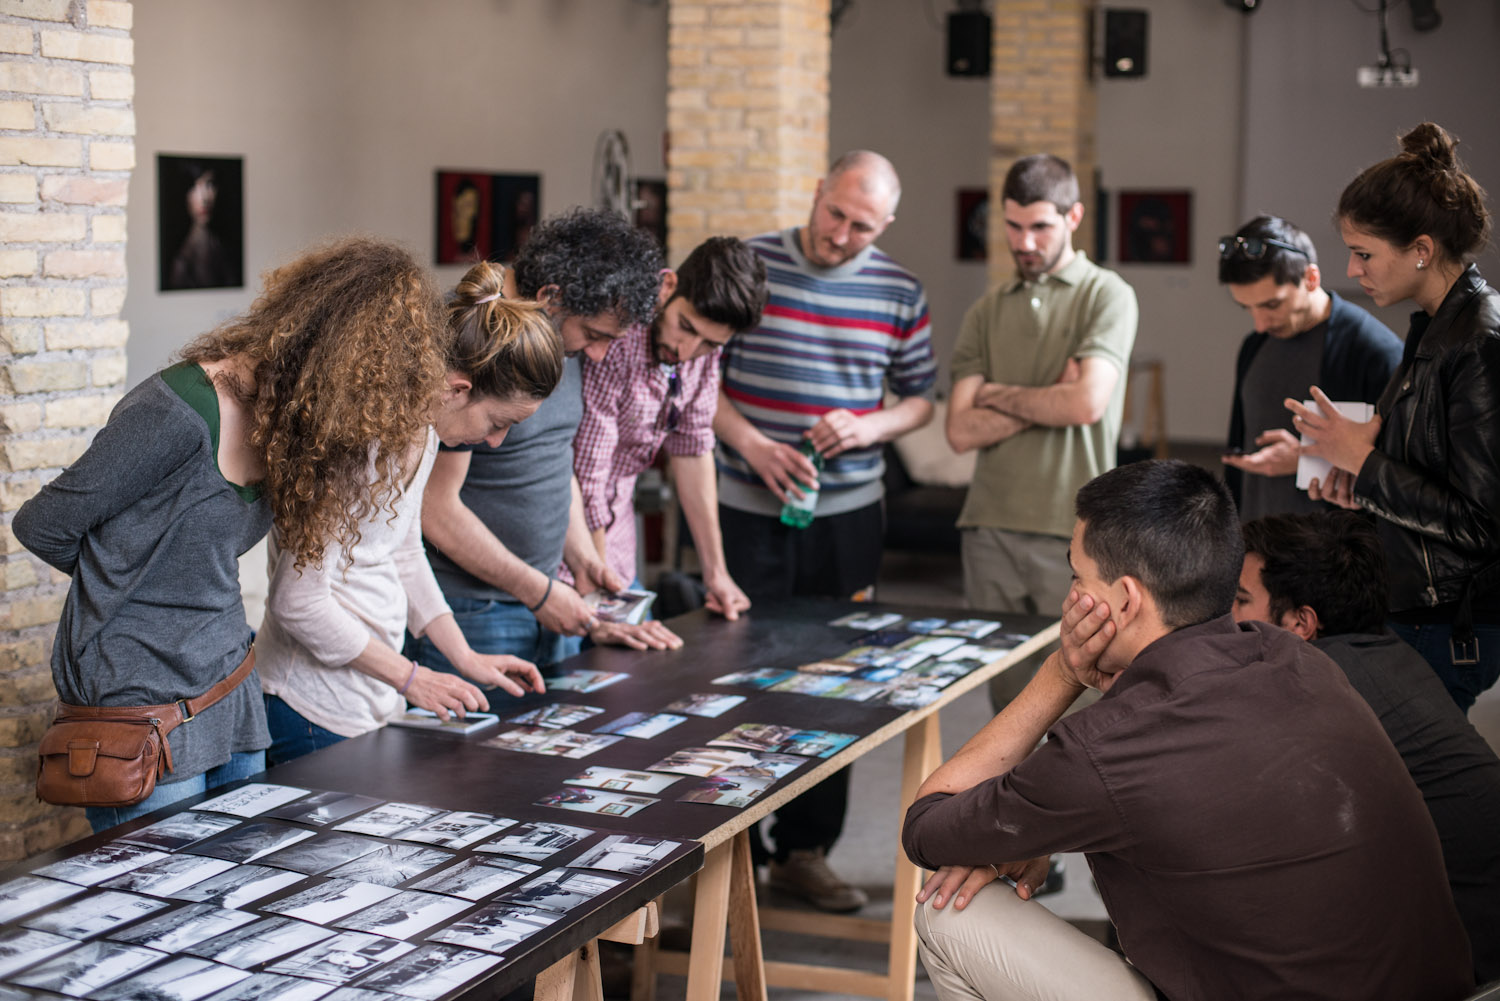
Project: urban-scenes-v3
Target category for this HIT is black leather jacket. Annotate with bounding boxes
[1355,265,1500,617]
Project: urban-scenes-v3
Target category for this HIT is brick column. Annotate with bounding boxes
[988,0,1096,282]
[0,0,133,860]
[666,0,829,264]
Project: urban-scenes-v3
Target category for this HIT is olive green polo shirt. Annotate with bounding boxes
[951,251,1138,538]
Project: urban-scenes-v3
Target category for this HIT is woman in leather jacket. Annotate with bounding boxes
[1288,122,1500,712]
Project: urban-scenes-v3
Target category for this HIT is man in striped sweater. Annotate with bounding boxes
[714,150,938,911]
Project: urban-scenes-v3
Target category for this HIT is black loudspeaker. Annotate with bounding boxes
[1103,9,1148,78]
[946,10,991,77]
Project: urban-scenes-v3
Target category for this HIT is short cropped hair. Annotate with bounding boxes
[1074,460,1243,629]
[1218,215,1317,286]
[1241,512,1389,637]
[512,207,664,329]
[1002,154,1079,214]
[672,237,769,334]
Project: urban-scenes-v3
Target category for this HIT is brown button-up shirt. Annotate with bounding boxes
[903,617,1473,1001]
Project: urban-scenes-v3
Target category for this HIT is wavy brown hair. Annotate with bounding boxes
[447,261,563,401]
[181,237,446,568]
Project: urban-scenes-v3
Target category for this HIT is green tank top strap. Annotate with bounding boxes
[161,361,261,502]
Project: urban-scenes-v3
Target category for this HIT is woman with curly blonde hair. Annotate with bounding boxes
[16,237,452,831]
[257,260,557,764]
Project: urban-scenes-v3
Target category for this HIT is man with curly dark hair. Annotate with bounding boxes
[416,209,679,680]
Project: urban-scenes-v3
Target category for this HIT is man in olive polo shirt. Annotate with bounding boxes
[946,154,1137,702]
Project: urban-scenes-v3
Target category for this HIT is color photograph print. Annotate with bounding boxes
[592,711,686,739]
[506,703,605,730]
[956,187,988,261]
[158,154,244,291]
[566,765,681,795]
[708,724,856,758]
[546,669,629,693]
[829,610,904,631]
[662,693,744,718]
[1117,189,1192,264]
[678,774,775,808]
[633,178,667,250]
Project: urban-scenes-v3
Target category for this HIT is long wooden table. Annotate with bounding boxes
[267,599,1057,1001]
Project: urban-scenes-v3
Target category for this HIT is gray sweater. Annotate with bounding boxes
[15,371,271,783]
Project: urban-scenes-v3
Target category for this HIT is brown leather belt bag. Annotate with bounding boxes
[36,646,256,808]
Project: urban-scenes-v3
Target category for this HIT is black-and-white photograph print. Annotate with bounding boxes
[262,879,399,924]
[427,901,555,954]
[109,902,260,953]
[569,835,684,876]
[10,940,165,997]
[194,784,311,818]
[116,812,242,852]
[191,822,316,864]
[31,842,168,887]
[319,989,394,1001]
[332,803,441,839]
[0,875,84,923]
[100,853,237,897]
[331,890,471,940]
[324,844,454,888]
[395,812,513,850]
[265,931,413,984]
[0,926,74,979]
[22,888,169,938]
[258,834,385,875]
[185,916,335,969]
[472,822,593,861]
[498,870,623,913]
[167,863,306,909]
[352,944,501,1000]
[408,857,539,901]
[266,793,385,828]
[199,972,337,1001]
[92,955,250,1001]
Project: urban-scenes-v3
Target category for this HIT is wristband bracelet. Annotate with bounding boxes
[397,659,419,695]
[528,577,554,613]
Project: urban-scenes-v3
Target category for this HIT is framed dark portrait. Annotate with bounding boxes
[956,188,988,261]
[634,178,667,250]
[491,173,540,264]
[157,154,244,292]
[435,171,494,265]
[1117,190,1192,264]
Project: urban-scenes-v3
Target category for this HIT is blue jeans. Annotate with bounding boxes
[1389,620,1500,714]
[406,596,579,707]
[264,694,346,767]
[85,750,266,833]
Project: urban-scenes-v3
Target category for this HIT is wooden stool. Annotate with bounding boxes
[1122,358,1167,459]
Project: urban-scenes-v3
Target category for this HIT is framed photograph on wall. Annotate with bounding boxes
[956,188,988,261]
[1116,189,1191,264]
[157,154,244,292]
[634,178,667,250]
[435,171,494,265]
[491,173,540,264]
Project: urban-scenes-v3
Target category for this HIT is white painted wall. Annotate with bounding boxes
[124,0,668,386]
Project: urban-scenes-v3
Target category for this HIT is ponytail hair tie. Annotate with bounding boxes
[474,291,503,304]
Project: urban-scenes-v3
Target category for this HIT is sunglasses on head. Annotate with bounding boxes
[1218,235,1310,261]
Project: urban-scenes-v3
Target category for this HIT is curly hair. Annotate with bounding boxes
[1338,122,1491,265]
[448,261,564,401]
[511,207,663,329]
[180,237,446,569]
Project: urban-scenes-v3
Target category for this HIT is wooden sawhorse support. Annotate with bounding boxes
[535,901,661,1001]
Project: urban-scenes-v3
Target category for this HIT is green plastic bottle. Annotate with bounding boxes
[779,439,824,529]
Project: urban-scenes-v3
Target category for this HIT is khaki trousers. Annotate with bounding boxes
[915,883,1156,1001]
[962,527,1072,708]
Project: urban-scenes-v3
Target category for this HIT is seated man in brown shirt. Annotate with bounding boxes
[902,460,1472,1001]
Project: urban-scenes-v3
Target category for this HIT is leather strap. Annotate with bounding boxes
[55,645,256,738]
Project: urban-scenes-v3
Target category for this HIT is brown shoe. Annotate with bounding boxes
[768,848,868,913]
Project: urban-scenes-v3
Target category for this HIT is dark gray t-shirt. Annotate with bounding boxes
[14,372,271,783]
[1238,321,1326,522]
[427,356,582,603]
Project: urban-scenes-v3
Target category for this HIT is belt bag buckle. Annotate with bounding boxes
[1451,634,1480,666]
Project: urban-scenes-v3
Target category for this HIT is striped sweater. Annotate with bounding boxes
[716,228,937,518]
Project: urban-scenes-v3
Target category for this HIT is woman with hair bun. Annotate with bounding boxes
[1289,122,1500,712]
[257,260,553,765]
[15,237,454,830]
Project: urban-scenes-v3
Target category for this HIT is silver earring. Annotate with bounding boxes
[1417,259,1426,270]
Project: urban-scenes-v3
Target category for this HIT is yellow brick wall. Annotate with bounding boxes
[989,0,1096,282]
[666,0,830,264]
[0,0,132,860]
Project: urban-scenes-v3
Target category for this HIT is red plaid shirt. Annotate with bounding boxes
[573,323,720,583]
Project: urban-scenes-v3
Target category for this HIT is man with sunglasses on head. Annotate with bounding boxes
[572,236,767,629]
[1219,215,1400,521]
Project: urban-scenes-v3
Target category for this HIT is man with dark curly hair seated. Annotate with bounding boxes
[415,208,678,682]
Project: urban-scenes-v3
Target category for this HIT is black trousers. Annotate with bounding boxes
[720,501,883,862]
